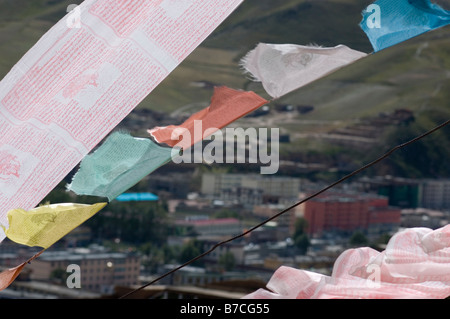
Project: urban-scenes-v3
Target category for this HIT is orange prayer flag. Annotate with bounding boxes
[0,250,43,291]
[148,86,268,150]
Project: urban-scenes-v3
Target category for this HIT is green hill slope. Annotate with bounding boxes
[0,0,449,178]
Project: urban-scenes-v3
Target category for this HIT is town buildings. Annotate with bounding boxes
[174,217,243,237]
[201,173,302,207]
[1,172,448,299]
[420,179,450,210]
[359,176,450,210]
[26,247,140,294]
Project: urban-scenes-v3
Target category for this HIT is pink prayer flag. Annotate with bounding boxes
[148,86,269,150]
[244,225,450,299]
[0,0,243,230]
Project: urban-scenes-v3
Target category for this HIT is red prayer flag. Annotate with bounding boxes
[148,86,268,150]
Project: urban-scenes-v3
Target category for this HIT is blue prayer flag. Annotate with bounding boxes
[360,0,450,52]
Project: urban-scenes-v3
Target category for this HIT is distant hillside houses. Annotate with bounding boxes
[322,109,415,149]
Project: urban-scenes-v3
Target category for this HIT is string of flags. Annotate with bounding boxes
[0,0,449,297]
[0,0,244,237]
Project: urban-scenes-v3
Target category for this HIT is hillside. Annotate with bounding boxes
[0,0,449,178]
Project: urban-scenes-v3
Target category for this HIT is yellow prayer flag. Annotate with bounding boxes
[4,203,107,249]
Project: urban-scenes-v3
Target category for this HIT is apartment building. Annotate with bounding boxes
[201,173,302,205]
[302,192,401,237]
[420,179,450,210]
[28,248,140,294]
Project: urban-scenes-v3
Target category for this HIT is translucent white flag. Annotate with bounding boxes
[241,43,367,99]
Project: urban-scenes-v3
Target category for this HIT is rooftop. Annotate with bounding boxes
[175,218,241,227]
[115,192,159,202]
[310,192,387,203]
[35,248,136,262]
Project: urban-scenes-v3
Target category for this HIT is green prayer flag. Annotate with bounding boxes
[67,132,176,201]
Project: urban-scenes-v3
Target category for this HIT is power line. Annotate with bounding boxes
[119,118,450,299]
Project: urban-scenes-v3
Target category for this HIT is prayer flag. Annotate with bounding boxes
[68,132,174,201]
[244,225,450,299]
[148,86,269,150]
[0,250,43,291]
[4,203,106,249]
[240,43,367,99]
[361,0,450,52]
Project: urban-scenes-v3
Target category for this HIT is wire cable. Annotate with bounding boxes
[119,118,450,299]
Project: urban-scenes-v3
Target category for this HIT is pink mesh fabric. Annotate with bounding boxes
[244,225,450,299]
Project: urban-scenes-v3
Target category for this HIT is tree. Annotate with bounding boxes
[349,231,369,247]
[218,251,236,272]
[179,240,203,266]
[85,201,171,245]
[294,234,310,255]
[213,209,239,219]
[39,182,72,205]
[139,243,178,273]
[50,268,68,284]
[292,217,310,255]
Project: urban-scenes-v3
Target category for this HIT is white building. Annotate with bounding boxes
[201,173,302,205]
[420,179,450,210]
